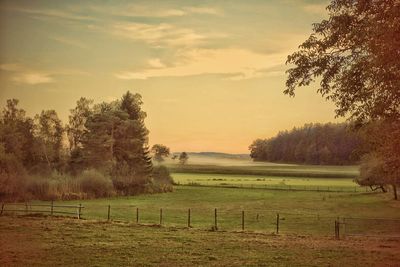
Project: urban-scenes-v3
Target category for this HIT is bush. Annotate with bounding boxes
[0,151,27,201]
[152,165,174,185]
[26,178,51,200]
[78,169,115,198]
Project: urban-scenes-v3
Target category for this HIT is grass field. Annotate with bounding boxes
[1,216,400,267]
[171,173,359,191]
[4,186,398,236]
[2,160,399,266]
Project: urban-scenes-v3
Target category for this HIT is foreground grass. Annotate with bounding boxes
[1,216,399,267]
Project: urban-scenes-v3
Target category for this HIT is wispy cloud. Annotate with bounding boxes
[0,63,89,85]
[12,73,54,85]
[5,6,96,22]
[87,4,220,18]
[183,6,222,16]
[112,22,206,47]
[115,48,287,80]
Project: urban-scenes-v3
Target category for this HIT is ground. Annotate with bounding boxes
[1,216,399,267]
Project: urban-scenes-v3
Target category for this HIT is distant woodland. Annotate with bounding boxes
[249,123,363,165]
[0,92,173,201]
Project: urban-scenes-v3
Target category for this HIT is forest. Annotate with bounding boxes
[249,123,363,165]
[0,91,173,201]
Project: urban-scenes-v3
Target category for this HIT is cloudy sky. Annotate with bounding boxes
[0,0,341,153]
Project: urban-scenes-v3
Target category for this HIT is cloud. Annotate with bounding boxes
[183,7,222,16]
[115,48,287,80]
[148,58,166,68]
[5,6,96,22]
[87,4,220,18]
[1,63,89,85]
[112,22,206,47]
[1,63,53,84]
[12,73,54,85]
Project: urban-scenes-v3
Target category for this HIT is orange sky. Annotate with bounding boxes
[0,0,340,153]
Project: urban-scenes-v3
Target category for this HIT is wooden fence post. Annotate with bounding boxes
[78,204,82,219]
[1,203,4,215]
[188,208,191,228]
[276,213,280,234]
[136,208,139,223]
[335,220,338,239]
[51,201,54,216]
[107,205,111,221]
[214,208,218,230]
[256,213,259,222]
[242,211,245,231]
[25,203,28,214]
[343,217,346,237]
[160,208,163,225]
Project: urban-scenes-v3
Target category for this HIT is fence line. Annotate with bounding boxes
[2,202,399,239]
[1,202,83,219]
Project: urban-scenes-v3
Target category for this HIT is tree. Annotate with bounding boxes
[81,91,153,195]
[285,0,400,199]
[179,152,188,165]
[286,0,400,123]
[0,99,37,169]
[356,153,388,193]
[35,110,64,171]
[151,144,170,163]
[67,97,93,151]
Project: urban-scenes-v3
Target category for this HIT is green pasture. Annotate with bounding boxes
[171,173,359,191]
[5,186,397,237]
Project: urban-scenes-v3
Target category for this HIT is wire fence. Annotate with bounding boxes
[2,202,399,239]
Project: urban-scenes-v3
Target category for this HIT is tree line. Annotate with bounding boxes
[0,91,173,201]
[249,123,363,165]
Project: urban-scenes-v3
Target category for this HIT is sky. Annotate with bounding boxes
[0,0,342,154]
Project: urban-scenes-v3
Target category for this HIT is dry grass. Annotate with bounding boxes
[1,215,399,266]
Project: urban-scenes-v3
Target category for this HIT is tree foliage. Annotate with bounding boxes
[179,152,189,165]
[286,0,400,198]
[151,144,170,163]
[286,0,400,123]
[0,91,171,200]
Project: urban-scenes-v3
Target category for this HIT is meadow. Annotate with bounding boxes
[2,157,400,266]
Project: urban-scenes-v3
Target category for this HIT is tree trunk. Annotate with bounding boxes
[392,184,398,200]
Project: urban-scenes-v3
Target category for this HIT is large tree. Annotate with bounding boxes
[285,0,400,198]
[286,0,400,122]
[81,91,153,194]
